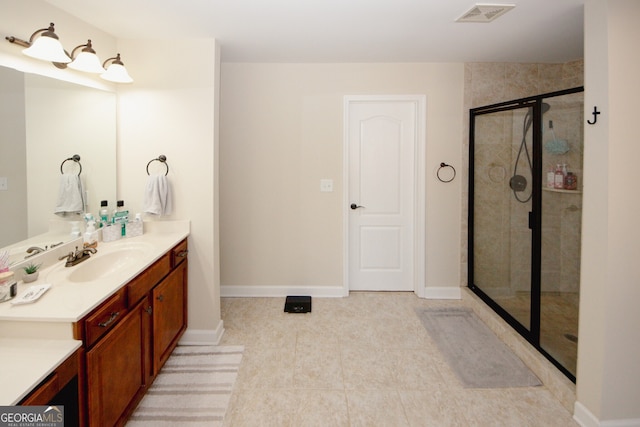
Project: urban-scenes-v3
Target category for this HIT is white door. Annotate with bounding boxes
[345,96,424,292]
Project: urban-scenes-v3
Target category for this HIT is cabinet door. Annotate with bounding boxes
[153,260,188,375]
[86,298,151,427]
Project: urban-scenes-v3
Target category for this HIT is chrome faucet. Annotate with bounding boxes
[59,246,97,267]
[24,246,46,259]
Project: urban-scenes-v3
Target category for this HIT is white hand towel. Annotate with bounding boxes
[142,174,173,216]
[54,173,85,217]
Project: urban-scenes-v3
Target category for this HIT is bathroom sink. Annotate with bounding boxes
[47,241,154,284]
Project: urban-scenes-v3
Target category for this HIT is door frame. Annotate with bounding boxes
[343,95,426,297]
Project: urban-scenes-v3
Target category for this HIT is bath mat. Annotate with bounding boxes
[416,307,541,388]
[126,345,244,426]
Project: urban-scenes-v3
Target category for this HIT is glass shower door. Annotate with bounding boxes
[539,92,583,378]
[471,103,536,333]
[470,87,584,382]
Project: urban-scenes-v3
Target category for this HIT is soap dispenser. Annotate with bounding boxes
[83,221,99,248]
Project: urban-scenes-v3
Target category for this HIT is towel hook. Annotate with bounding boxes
[587,106,600,125]
[60,154,82,175]
[146,155,169,176]
[437,162,456,183]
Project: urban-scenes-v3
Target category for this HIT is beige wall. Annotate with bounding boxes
[576,0,640,424]
[117,38,222,342]
[220,63,464,296]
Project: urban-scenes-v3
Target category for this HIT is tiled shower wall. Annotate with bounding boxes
[462,61,584,294]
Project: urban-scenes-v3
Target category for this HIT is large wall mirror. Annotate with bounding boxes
[0,65,116,263]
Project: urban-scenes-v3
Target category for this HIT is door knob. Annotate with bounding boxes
[350,203,365,210]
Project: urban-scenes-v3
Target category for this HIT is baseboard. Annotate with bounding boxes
[423,286,462,300]
[179,321,225,346]
[221,285,462,299]
[574,402,600,427]
[574,402,640,427]
[220,285,347,298]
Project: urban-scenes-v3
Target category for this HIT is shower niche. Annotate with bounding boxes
[468,87,584,381]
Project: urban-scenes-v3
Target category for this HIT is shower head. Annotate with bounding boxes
[523,102,551,134]
[542,102,551,114]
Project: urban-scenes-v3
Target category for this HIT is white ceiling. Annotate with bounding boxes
[44,0,585,63]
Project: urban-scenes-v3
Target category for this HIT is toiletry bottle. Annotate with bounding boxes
[99,200,109,227]
[112,200,129,236]
[554,164,564,189]
[70,221,81,237]
[564,172,577,190]
[112,200,123,222]
[546,168,555,188]
[83,221,99,248]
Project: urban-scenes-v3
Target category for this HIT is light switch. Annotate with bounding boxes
[320,179,333,192]
[0,177,7,191]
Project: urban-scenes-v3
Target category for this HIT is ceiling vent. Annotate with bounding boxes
[456,3,515,23]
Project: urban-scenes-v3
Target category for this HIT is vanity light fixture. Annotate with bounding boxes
[100,53,133,83]
[5,22,71,64]
[67,40,105,73]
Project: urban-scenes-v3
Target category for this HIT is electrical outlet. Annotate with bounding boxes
[320,179,333,192]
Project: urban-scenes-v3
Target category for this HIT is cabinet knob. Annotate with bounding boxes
[157,295,164,302]
[145,306,152,315]
[176,250,188,258]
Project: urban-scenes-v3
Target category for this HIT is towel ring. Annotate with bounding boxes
[146,155,169,176]
[60,154,82,175]
[437,162,456,183]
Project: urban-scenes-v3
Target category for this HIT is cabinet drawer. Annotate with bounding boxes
[84,288,127,348]
[127,253,171,305]
[20,349,79,405]
[171,239,188,268]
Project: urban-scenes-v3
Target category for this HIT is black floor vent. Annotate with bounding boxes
[284,296,311,313]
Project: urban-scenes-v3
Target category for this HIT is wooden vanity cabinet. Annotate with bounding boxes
[153,258,188,375]
[85,297,151,427]
[74,238,188,426]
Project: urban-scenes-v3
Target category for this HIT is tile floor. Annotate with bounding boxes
[220,292,578,426]
[493,292,579,377]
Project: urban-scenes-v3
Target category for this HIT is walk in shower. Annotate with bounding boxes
[468,87,584,381]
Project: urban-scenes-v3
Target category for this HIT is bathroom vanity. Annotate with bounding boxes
[0,221,189,426]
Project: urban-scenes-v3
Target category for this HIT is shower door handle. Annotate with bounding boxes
[528,211,533,230]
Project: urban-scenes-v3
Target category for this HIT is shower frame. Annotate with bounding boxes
[467,86,584,382]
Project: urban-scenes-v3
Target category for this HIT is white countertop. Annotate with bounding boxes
[0,220,190,323]
[0,338,82,405]
[0,220,190,406]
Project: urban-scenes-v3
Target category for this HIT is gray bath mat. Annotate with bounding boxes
[416,307,541,388]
